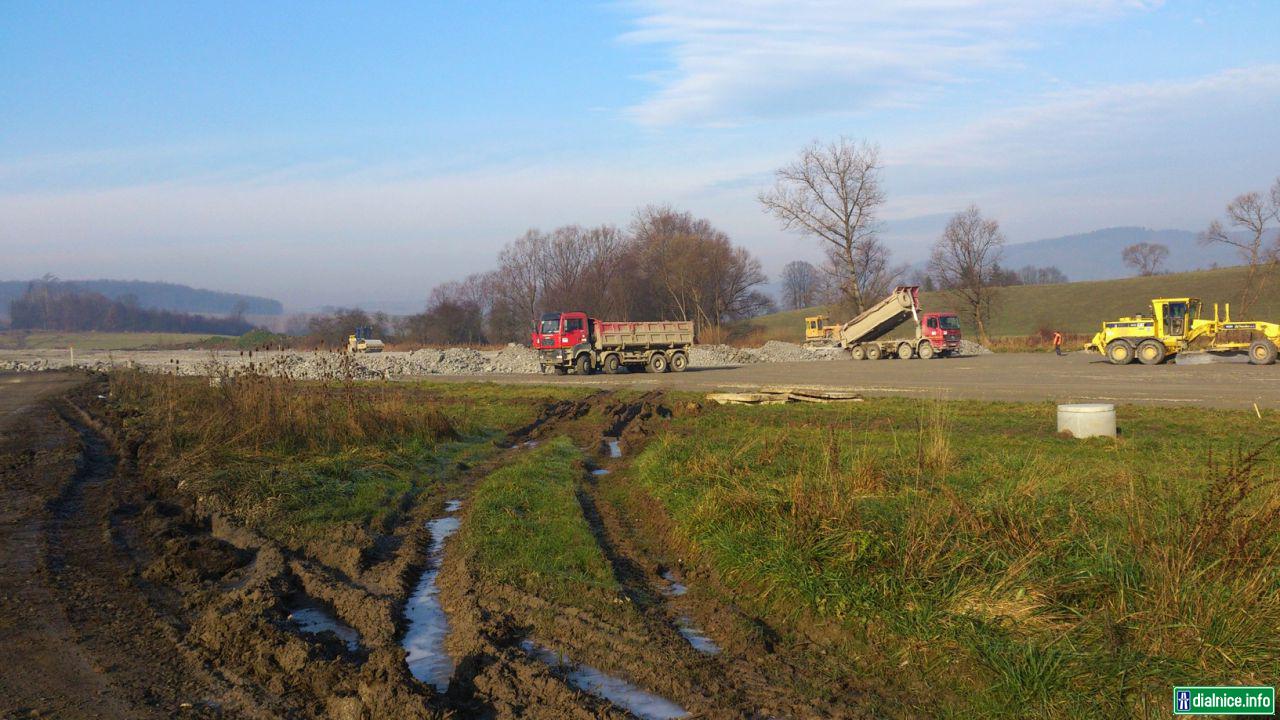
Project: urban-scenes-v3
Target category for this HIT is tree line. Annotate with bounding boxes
[397,205,773,345]
[8,277,255,335]
[761,137,1278,341]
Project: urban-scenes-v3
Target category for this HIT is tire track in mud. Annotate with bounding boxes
[581,394,873,719]
[34,393,271,719]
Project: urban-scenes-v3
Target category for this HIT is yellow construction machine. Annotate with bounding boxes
[803,315,841,345]
[347,326,385,353]
[1084,297,1279,365]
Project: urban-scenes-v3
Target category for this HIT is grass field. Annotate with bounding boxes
[109,374,582,539]
[105,375,1280,717]
[634,399,1280,717]
[749,265,1279,344]
[459,437,618,609]
[0,330,230,350]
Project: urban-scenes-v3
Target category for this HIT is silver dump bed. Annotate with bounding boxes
[837,287,920,346]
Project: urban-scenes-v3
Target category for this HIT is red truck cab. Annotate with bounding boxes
[921,312,962,353]
[533,311,592,352]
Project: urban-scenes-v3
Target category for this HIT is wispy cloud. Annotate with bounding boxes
[621,0,1161,126]
[892,64,1280,170]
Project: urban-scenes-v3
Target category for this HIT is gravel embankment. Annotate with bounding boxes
[0,339,991,379]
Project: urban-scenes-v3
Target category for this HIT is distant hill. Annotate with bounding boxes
[999,227,1241,281]
[752,264,1277,341]
[0,279,282,319]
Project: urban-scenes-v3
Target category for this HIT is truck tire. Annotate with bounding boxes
[850,345,866,361]
[602,354,621,374]
[897,342,914,359]
[1249,339,1277,365]
[669,351,688,372]
[1137,339,1166,365]
[1106,340,1134,365]
[918,342,935,360]
[866,344,882,361]
[647,353,669,373]
[575,354,593,375]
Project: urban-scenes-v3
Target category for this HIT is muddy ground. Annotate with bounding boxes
[0,373,865,719]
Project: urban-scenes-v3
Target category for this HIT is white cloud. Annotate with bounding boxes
[621,0,1161,126]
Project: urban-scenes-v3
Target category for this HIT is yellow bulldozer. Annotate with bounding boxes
[1084,296,1279,365]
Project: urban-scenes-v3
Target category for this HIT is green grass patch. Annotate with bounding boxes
[459,436,616,607]
[110,373,582,539]
[634,399,1280,717]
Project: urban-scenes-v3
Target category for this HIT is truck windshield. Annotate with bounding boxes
[939,316,961,330]
[539,318,560,334]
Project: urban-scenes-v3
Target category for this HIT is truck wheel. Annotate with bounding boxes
[602,354,621,374]
[918,342,935,360]
[896,343,914,359]
[575,354,593,376]
[1249,339,1277,365]
[1106,340,1134,365]
[850,345,866,361]
[553,366,567,376]
[669,351,688,372]
[648,353,669,373]
[1137,339,1166,365]
[866,344,882,361]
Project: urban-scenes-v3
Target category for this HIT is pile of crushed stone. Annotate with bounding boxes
[690,341,847,366]
[956,340,993,356]
[0,338,995,377]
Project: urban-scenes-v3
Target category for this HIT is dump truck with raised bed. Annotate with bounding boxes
[533,311,694,375]
[824,286,962,359]
[1084,296,1279,365]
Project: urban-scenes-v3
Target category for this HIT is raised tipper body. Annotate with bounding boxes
[809,286,961,360]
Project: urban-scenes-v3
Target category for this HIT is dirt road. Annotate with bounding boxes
[428,352,1280,409]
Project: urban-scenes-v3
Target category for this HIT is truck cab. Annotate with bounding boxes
[533,311,592,352]
[921,312,962,353]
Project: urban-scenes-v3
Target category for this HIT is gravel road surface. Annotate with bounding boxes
[421,352,1279,410]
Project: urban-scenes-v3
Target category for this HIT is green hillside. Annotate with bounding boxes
[754,265,1277,341]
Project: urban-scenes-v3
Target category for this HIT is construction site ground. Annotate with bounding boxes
[3,347,1277,409]
[430,352,1276,410]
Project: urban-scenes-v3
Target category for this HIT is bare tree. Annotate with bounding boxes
[1121,242,1170,276]
[780,260,820,309]
[630,205,769,331]
[759,138,895,312]
[1200,178,1280,314]
[1017,265,1067,285]
[928,205,1006,344]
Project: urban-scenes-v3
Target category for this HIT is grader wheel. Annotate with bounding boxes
[1249,339,1277,365]
[1136,339,1166,365]
[1106,340,1135,365]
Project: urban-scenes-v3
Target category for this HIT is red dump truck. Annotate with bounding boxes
[532,311,694,375]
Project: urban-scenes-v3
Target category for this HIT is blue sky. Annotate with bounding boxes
[3,1,1278,310]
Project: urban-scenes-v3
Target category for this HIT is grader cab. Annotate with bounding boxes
[1085,297,1279,365]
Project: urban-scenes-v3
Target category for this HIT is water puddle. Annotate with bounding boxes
[606,439,622,458]
[659,570,687,597]
[404,499,463,692]
[675,618,720,655]
[521,440,539,448]
[520,640,688,719]
[592,468,610,476]
[288,603,361,651]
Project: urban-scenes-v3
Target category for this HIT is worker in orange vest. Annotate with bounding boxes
[1053,331,1064,356]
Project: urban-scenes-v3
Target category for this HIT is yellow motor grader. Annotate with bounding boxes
[1084,297,1279,365]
